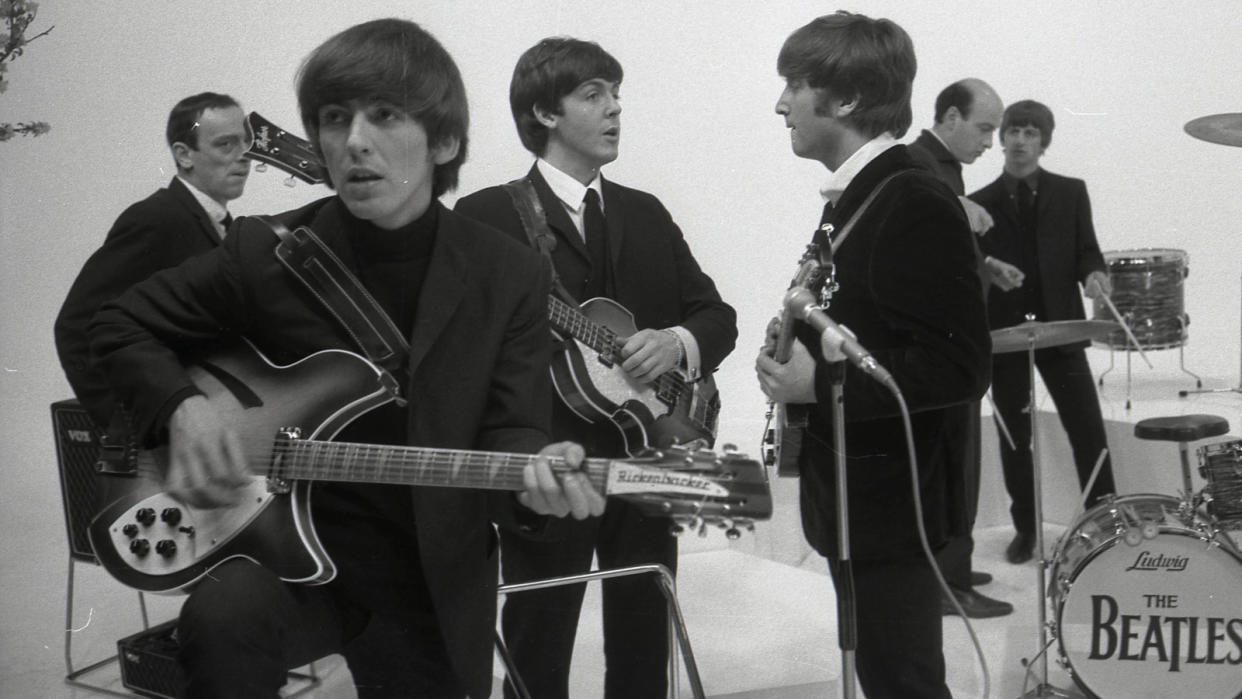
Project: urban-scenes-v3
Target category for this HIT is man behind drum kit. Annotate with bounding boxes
[970,99,1117,565]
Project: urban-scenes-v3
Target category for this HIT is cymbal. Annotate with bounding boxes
[991,320,1121,354]
[1184,113,1242,147]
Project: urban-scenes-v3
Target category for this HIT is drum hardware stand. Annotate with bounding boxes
[1016,331,1078,699]
[1181,276,1242,398]
[1100,341,1202,408]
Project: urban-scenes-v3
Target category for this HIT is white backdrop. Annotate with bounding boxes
[4,0,1242,586]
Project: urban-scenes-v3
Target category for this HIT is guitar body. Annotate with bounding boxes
[551,297,718,456]
[768,404,809,478]
[87,344,394,593]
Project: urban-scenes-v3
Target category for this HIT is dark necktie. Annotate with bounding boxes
[583,189,610,296]
[1016,180,1043,316]
[1016,181,1035,231]
[221,213,234,234]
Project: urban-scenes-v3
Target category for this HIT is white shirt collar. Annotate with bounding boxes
[177,175,231,237]
[925,128,952,153]
[537,158,604,215]
[820,133,899,204]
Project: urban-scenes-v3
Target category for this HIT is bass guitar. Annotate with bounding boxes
[89,342,769,594]
[762,243,832,477]
[547,294,719,455]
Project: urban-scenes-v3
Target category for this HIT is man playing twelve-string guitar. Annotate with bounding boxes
[89,19,603,698]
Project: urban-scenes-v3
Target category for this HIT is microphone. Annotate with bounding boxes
[784,287,895,387]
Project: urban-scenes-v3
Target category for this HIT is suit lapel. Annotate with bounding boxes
[601,177,625,282]
[528,166,591,263]
[168,177,223,246]
[406,208,467,378]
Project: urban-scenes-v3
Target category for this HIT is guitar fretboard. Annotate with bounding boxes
[546,296,701,411]
[268,437,613,492]
[548,296,619,360]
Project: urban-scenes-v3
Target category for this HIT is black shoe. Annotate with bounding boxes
[941,586,1014,618]
[1006,532,1035,564]
[970,570,993,586]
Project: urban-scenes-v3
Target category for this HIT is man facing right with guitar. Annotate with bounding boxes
[455,37,737,699]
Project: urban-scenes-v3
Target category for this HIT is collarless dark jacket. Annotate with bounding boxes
[970,169,1106,346]
[89,197,553,699]
[55,177,222,428]
[796,145,992,559]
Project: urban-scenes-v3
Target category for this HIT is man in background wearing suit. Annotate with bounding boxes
[756,12,990,697]
[55,91,251,435]
[455,37,736,699]
[971,99,1117,565]
[906,78,1013,619]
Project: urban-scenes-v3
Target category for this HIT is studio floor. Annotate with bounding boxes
[7,366,1242,697]
[1,522,1120,699]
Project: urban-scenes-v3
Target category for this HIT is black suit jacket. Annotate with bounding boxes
[906,129,965,195]
[796,146,992,559]
[971,169,1106,345]
[55,177,222,428]
[454,165,737,454]
[88,197,552,698]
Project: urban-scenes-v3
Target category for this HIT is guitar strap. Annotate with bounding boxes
[826,169,915,258]
[257,215,409,402]
[502,177,579,306]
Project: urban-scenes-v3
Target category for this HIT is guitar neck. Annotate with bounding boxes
[270,436,614,492]
[547,295,619,357]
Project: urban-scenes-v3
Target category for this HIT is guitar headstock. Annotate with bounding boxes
[605,446,772,539]
[244,112,327,185]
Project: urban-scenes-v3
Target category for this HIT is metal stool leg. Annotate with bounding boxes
[496,564,705,699]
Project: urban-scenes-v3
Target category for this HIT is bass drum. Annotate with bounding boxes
[1048,494,1242,698]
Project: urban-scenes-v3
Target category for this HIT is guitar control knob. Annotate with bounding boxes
[161,508,182,526]
[122,524,139,538]
[135,508,157,526]
[726,527,742,540]
[129,538,150,557]
[669,520,686,537]
[155,540,178,558]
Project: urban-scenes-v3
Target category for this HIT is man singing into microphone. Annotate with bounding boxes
[755,12,991,698]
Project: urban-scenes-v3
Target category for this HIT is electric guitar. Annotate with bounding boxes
[762,244,832,477]
[244,112,326,185]
[88,342,769,594]
[547,294,720,455]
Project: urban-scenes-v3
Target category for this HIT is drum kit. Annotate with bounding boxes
[985,114,1242,699]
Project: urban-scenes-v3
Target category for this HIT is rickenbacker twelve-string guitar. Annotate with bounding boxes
[762,242,834,477]
[89,342,770,594]
[547,294,720,455]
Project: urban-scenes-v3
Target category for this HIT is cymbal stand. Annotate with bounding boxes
[1017,337,1076,699]
[1181,276,1242,397]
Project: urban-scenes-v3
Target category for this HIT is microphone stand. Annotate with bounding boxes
[825,359,857,699]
